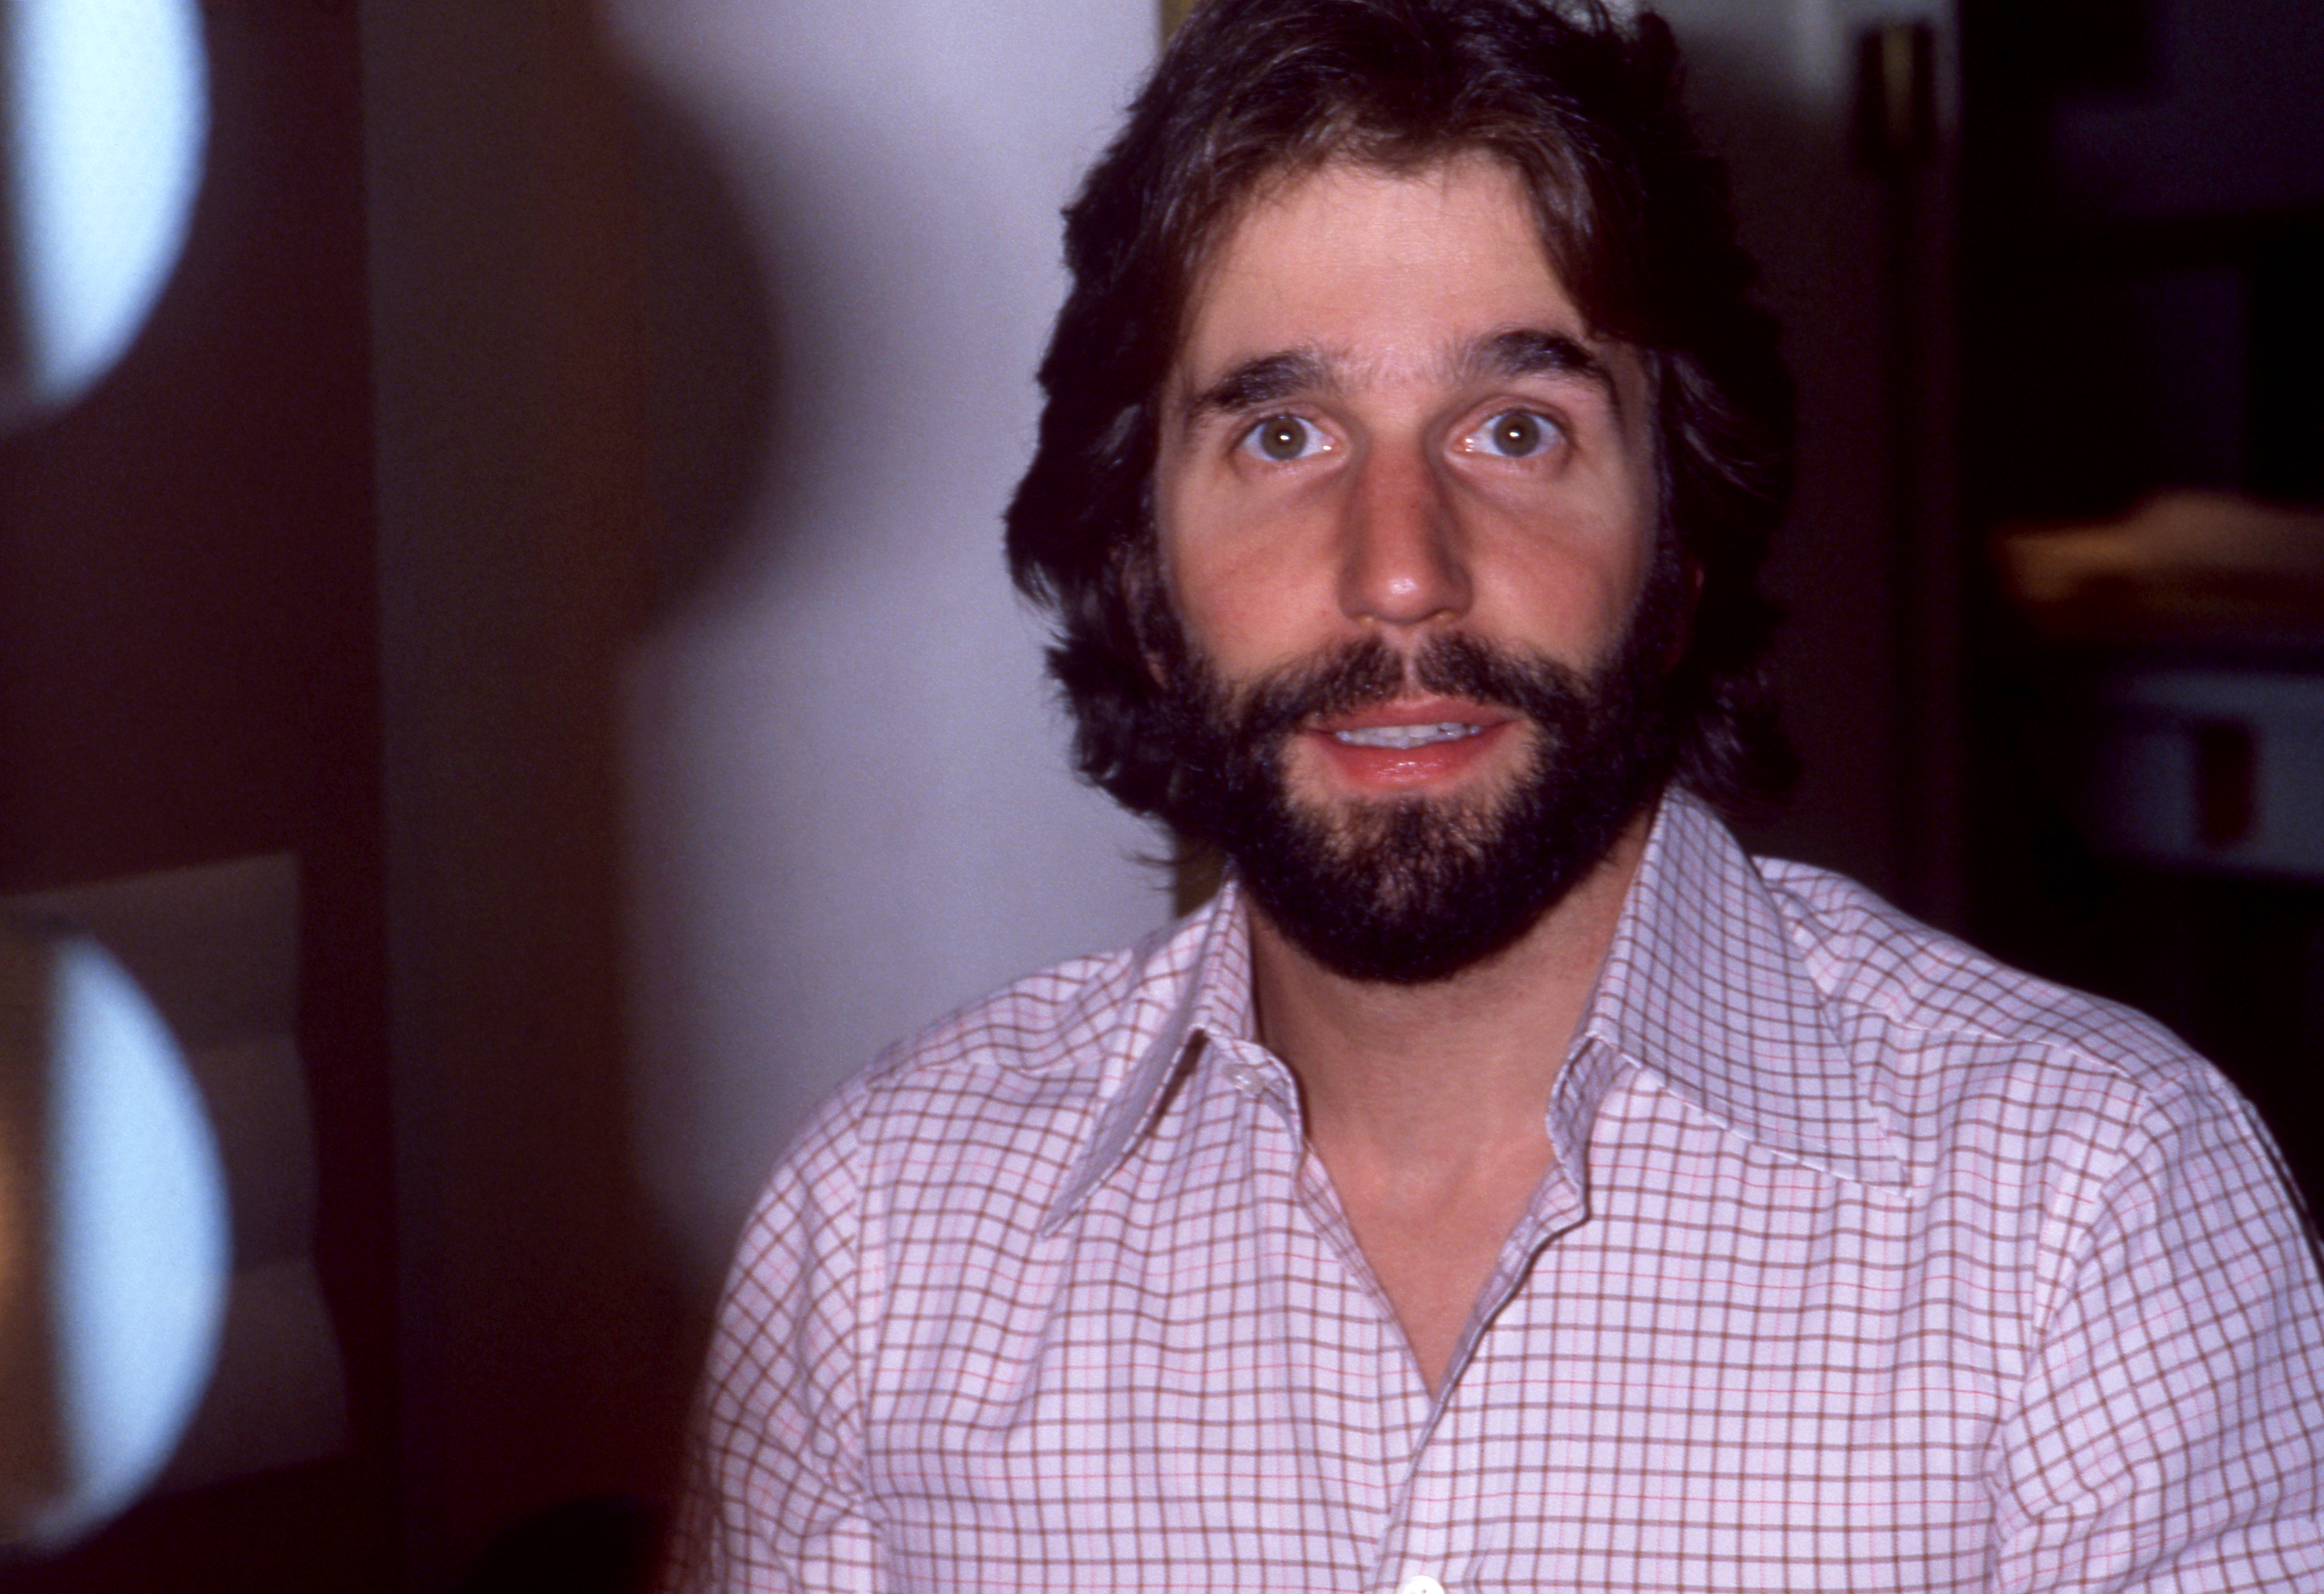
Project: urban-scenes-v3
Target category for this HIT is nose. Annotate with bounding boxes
[1336,440,1471,629]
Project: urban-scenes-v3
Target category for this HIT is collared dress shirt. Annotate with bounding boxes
[665,791,2324,1592]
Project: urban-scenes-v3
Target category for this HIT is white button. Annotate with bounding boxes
[1227,1062,1264,1098]
[1396,1576,1446,1594]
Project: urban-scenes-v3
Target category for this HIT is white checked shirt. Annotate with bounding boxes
[666,791,2324,1591]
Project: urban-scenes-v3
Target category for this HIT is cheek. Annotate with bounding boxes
[1570,452,1663,656]
[1151,435,1231,629]
[1476,515,1653,665]
[1160,532,1282,674]
[1156,486,1335,675]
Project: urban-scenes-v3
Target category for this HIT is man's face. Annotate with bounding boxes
[1149,156,1679,982]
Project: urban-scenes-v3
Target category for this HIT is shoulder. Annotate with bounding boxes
[760,918,1191,1237]
[875,946,1140,1142]
[1753,854,2255,1166]
[1758,858,2186,1065]
[1737,853,2324,1386]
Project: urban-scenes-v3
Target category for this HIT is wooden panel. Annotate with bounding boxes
[0,0,394,1586]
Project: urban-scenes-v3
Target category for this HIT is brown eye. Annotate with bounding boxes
[1465,410,1558,458]
[1242,415,1319,462]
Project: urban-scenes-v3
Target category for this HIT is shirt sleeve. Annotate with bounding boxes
[660,1089,881,1594]
[1987,1072,2324,1591]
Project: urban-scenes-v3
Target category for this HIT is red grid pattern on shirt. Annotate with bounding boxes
[664,792,2324,1593]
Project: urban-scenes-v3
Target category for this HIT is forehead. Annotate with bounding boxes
[1172,156,1590,383]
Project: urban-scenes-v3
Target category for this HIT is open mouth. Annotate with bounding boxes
[1328,722,1488,750]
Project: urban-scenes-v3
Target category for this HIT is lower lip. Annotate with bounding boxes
[1301,721,1515,793]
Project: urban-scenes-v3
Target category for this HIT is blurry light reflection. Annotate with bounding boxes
[0,924,229,1554]
[1,0,206,418]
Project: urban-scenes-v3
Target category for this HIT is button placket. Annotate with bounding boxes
[1376,1383,1470,1594]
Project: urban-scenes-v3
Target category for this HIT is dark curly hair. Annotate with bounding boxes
[1004,0,1796,824]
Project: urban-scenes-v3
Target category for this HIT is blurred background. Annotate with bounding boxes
[0,0,2316,1587]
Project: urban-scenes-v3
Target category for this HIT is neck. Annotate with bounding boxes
[1247,806,1651,1166]
[1243,804,1655,1393]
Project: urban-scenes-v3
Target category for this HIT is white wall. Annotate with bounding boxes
[609,0,1172,1293]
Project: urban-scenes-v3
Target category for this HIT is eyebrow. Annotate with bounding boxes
[1177,326,1622,432]
[1463,328,1622,421]
[1465,326,1609,388]
[1181,349,1333,429]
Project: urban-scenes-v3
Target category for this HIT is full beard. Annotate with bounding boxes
[1153,567,1685,985]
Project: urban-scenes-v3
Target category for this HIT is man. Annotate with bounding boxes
[666,2,2324,1588]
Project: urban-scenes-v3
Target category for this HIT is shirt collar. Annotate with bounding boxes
[1043,789,1906,1233]
[1040,886,1254,1234]
[1582,789,1909,1187]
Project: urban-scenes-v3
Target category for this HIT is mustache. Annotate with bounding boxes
[1220,633,1597,746]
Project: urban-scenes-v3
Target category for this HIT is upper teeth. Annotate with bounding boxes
[1332,722,1481,749]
